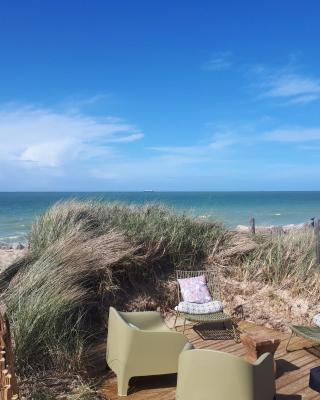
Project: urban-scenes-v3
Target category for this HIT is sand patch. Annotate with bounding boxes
[0,249,25,273]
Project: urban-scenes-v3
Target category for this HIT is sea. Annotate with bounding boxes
[0,191,320,245]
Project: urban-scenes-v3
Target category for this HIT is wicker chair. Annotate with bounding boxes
[174,270,238,342]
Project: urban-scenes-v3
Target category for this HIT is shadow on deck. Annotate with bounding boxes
[91,319,320,400]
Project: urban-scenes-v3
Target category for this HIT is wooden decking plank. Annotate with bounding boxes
[276,361,318,394]
[98,321,320,399]
[299,385,320,400]
[276,357,318,389]
[277,374,314,396]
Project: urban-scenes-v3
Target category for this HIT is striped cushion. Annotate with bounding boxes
[175,301,223,314]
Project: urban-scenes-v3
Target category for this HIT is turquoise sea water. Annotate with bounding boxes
[0,192,320,245]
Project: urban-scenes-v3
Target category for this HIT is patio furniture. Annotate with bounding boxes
[309,366,320,393]
[176,348,275,400]
[286,324,320,352]
[240,331,280,372]
[174,270,238,341]
[106,307,193,396]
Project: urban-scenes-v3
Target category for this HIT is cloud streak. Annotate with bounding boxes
[0,104,143,167]
[210,133,239,149]
[254,65,320,105]
[263,127,320,142]
[202,52,233,71]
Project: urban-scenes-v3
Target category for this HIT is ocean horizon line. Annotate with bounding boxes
[1,190,320,193]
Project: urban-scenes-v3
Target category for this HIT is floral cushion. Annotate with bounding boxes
[175,301,223,314]
[313,314,320,327]
[178,275,212,303]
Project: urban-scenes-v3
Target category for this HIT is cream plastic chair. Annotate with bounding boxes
[176,349,275,400]
[106,307,193,396]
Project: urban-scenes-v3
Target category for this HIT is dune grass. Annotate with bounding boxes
[0,200,318,380]
[0,201,227,374]
[214,228,318,293]
[28,200,227,266]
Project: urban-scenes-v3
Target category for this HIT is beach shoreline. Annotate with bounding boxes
[236,221,312,233]
[1,192,320,244]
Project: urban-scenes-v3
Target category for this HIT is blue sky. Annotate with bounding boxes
[1,1,320,191]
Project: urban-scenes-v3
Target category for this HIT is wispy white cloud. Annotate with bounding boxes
[265,74,320,99]
[106,133,144,143]
[20,138,78,167]
[0,104,143,167]
[288,94,320,105]
[202,51,233,71]
[148,132,240,167]
[210,133,239,149]
[150,146,206,156]
[58,94,113,113]
[263,127,320,142]
[253,65,320,105]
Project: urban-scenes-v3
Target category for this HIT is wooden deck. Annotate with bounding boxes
[96,319,320,400]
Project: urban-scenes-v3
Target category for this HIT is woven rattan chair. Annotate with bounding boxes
[174,270,238,342]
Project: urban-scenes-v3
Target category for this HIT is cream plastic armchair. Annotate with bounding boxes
[106,307,192,396]
[176,349,275,400]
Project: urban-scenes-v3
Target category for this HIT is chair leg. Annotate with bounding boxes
[173,311,179,330]
[232,322,240,343]
[182,317,187,334]
[285,331,295,353]
[117,372,130,396]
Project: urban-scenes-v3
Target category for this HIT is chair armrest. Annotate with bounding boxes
[182,342,194,352]
[253,352,275,399]
[253,352,273,367]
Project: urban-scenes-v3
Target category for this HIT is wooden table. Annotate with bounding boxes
[240,330,280,372]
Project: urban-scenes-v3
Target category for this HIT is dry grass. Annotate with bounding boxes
[213,228,319,298]
[19,372,103,399]
[211,228,320,332]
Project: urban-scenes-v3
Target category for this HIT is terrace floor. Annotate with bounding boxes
[96,319,320,400]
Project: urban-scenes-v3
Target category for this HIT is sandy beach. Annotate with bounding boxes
[0,248,25,272]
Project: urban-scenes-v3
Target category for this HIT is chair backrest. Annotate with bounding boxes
[176,269,221,302]
[176,349,275,400]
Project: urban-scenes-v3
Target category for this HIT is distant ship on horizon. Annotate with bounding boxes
[143,190,155,192]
